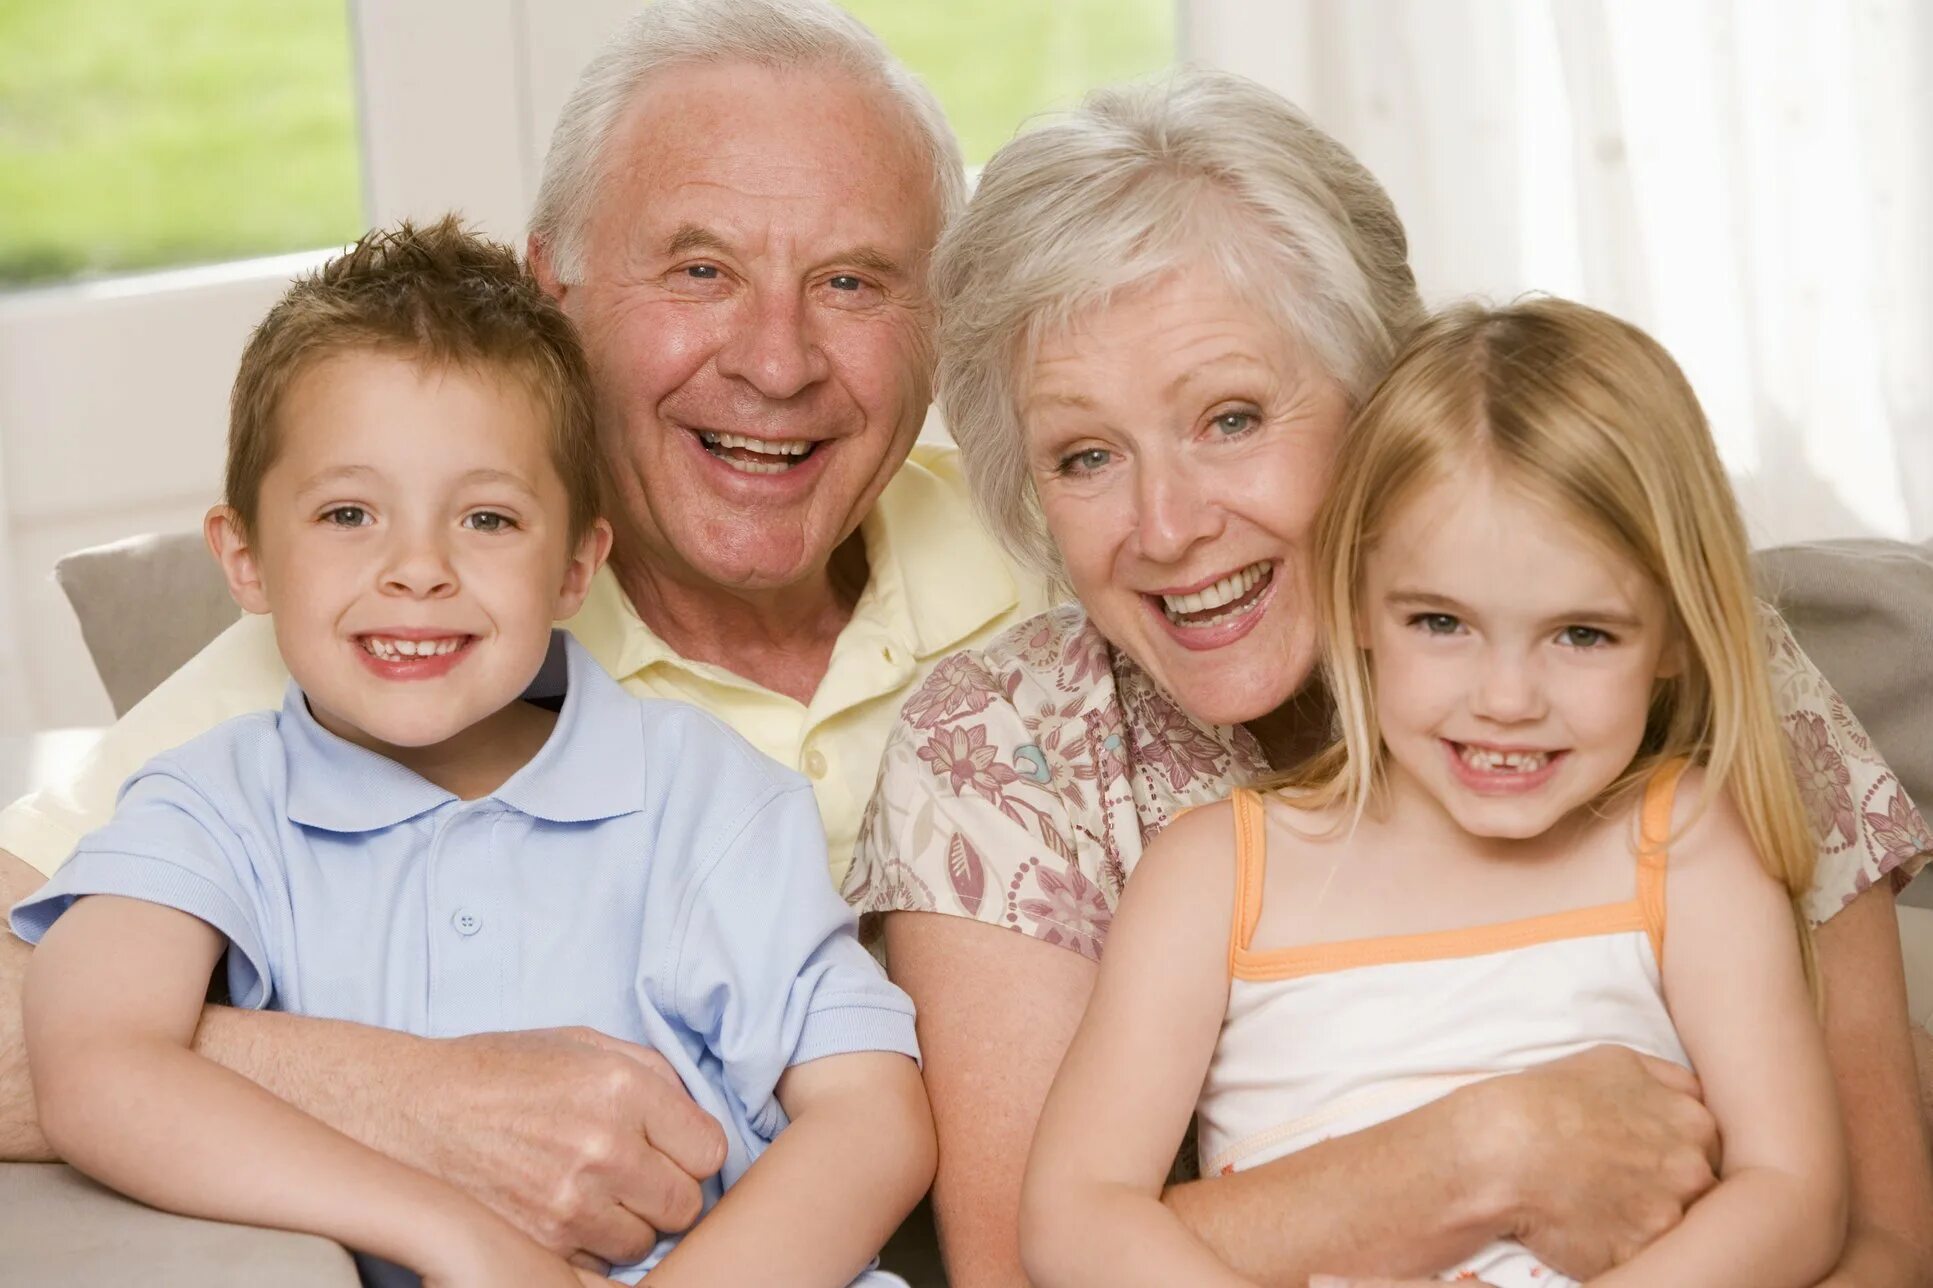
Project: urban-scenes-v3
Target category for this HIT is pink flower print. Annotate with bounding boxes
[901,653,1001,730]
[1785,712,1856,848]
[1865,785,1933,869]
[918,723,1021,800]
[1017,863,1113,960]
[1057,625,1113,693]
[1136,701,1232,792]
[869,859,936,914]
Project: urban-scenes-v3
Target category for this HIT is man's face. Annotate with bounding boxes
[537,60,942,593]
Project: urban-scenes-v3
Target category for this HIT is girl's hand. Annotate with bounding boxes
[420,1216,626,1288]
[1310,1280,1498,1288]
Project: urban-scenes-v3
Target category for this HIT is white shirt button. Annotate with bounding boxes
[803,748,829,779]
[452,910,481,936]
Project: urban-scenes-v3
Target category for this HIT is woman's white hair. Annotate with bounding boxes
[935,67,1427,583]
[529,0,965,284]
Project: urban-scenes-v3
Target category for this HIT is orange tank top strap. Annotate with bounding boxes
[1226,788,1270,974]
[1636,757,1692,967]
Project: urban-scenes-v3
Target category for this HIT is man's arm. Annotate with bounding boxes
[1,843,724,1267]
[888,910,1720,1288]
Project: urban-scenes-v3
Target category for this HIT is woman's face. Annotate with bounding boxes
[1023,269,1351,727]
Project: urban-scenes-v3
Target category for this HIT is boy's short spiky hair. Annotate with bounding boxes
[226,216,601,540]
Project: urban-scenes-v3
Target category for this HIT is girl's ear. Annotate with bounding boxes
[1655,625,1688,679]
[553,517,614,620]
[204,505,271,615]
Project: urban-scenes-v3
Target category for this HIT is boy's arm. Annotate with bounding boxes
[1019,804,1258,1288]
[1593,782,1848,1287]
[645,1050,935,1285]
[24,893,591,1285]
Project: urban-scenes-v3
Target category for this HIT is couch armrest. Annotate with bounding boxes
[0,1162,358,1286]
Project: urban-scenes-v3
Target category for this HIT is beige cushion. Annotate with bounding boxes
[0,1163,357,1286]
[53,532,238,717]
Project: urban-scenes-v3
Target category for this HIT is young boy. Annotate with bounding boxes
[10,219,935,1288]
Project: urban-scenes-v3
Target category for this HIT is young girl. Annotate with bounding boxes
[1019,298,1845,1287]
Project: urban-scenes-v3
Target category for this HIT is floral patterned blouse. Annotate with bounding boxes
[845,604,1932,958]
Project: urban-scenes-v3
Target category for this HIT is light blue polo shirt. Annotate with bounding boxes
[12,631,918,1286]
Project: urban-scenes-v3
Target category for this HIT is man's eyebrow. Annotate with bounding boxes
[664,223,732,257]
[831,245,907,280]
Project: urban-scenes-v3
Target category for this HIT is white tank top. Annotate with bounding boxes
[1195,764,1692,1286]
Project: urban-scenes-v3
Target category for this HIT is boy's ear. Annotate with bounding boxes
[527,234,568,307]
[553,517,614,620]
[204,505,272,615]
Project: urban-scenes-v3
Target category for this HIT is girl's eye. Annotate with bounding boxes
[1559,625,1613,648]
[463,511,516,533]
[1411,612,1463,635]
[322,506,369,527]
[1057,447,1112,476]
[1212,410,1258,436]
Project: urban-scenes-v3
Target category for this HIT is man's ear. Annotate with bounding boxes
[553,517,614,621]
[204,505,272,615]
[527,234,568,307]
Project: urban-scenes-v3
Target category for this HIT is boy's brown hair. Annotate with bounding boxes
[226,216,601,540]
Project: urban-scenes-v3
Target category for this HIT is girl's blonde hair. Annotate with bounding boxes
[1279,297,1817,978]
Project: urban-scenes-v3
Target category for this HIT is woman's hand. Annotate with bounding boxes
[1461,1045,1720,1277]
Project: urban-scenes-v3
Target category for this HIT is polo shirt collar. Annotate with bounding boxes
[282,631,645,833]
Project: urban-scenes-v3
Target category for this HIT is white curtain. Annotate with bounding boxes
[1185,0,1933,547]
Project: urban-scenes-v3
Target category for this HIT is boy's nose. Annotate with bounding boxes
[380,538,458,599]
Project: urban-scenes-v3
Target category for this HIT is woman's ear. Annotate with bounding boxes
[204,505,272,615]
[553,517,614,620]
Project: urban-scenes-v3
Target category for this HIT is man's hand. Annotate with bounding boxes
[1461,1045,1719,1278]
[403,1027,727,1268]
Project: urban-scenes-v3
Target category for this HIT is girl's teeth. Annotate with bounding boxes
[1458,745,1551,772]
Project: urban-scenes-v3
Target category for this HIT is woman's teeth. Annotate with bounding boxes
[699,431,816,474]
[1457,745,1552,773]
[362,636,465,661]
[1160,562,1272,627]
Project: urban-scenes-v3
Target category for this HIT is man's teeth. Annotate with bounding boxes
[1458,745,1552,773]
[699,431,815,474]
[1160,562,1271,625]
[362,636,465,661]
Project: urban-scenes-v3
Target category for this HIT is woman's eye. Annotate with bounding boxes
[1057,448,1112,475]
[321,506,368,527]
[1559,625,1613,648]
[1212,410,1258,435]
[1411,612,1462,635]
[464,511,516,533]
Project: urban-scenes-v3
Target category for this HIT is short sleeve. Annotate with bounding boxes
[845,645,1116,963]
[9,763,279,1007]
[0,613,288,878]
[673,783,918,1142]
[1762,608,1933,923]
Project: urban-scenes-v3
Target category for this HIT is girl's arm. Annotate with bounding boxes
[24,894,601,1288]
[1594,781,1848,1287]
[643,1050,935,1285]
[1017,804,1255,1288]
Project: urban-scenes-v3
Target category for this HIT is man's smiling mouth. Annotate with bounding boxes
[696,430,820,475]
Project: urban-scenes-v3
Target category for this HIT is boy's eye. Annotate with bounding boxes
[321,506,369,527]
[1559,625,1613,648]
[463,511,516,533]
[1411,612,1463,635]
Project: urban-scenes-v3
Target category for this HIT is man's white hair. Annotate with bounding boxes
[529,0,965,284]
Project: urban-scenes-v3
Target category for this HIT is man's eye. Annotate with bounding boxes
[1559,625,1613,648]
[1412,613,1462,635]
[828,274,863,292]
[464,511,515,533]
[683,264,720,280]
[322,506,368,527]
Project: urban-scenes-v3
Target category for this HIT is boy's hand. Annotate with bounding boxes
[403,1027,726,1266]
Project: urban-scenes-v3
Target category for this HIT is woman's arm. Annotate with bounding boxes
[645,1051,935,1286]
[24,894,596,1287]
[1809,884,1933,1286]
[1594,785,1847,1286]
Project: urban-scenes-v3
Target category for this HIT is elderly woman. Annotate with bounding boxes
[845,69,1933,1286]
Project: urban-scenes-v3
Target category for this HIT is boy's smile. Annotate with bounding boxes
[207,348,608,789]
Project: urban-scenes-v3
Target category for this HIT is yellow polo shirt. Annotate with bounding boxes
[0,444,1050,888]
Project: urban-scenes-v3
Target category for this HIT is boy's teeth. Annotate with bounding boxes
[362,636,464,660]
[1160,561,1271,623]
[1458,745,1551,772]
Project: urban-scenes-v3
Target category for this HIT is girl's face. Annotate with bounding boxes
[1022,268,1352,728]
[1360,469,1680,842]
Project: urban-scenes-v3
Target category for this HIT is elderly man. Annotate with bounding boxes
[0,0,1042,1268]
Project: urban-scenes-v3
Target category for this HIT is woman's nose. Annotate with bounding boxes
[1133,459,1224,565]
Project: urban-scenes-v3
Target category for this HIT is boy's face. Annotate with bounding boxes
[209,349,610,761]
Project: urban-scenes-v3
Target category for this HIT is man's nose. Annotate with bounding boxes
[715,288,830,400]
